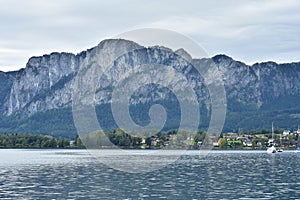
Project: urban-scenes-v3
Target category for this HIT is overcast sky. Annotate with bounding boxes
[0,0,300,71]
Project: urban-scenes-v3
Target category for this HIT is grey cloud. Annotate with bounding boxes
[0,0,299,71]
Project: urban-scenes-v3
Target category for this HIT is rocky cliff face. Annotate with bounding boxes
[213,55,300,103]
[0,39,299,135]
[4,52,77,116]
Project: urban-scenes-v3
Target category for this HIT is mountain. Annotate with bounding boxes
[0,39,299,138]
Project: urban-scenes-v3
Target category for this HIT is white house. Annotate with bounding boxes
[283,130,290,136]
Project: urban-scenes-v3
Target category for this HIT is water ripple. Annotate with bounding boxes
[0,150,300,199]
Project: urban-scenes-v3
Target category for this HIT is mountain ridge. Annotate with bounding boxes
[0,39,299,138]
[3,41,300,74]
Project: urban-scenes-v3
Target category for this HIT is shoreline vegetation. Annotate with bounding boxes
[1,128,299,150]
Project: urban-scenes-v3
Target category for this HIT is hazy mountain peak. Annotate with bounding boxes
[149,45,173,52]
[175,48,192,62]
[96,38,143,50]
[212,54,234,62]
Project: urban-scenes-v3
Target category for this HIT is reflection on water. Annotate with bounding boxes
[0,149,300,199]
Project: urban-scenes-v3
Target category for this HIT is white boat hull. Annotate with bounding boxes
[267,146,277,153]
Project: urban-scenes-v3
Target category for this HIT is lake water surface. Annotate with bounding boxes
[0,149,300,199]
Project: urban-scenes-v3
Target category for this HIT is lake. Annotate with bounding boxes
[0,149,300,199]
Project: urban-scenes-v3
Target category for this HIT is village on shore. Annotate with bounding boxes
[1,126,300,150]
[210,127,300,150]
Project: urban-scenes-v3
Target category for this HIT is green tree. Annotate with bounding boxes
[145,137,152,148]
[193,131,207,149]
[218,138,228,149]
[75,135,84,148]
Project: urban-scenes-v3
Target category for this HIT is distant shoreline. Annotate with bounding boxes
[1,130,299,150]
[0,148,296,151]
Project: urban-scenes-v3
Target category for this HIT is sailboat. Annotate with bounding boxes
[267,122,277,154]
[295,125,300,152]
[267,145,277,154]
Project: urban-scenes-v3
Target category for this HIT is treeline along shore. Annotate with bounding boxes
[0,133,75,148]
[0,128,299,149]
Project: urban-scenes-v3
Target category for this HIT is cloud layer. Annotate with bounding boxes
[0,0,300,71]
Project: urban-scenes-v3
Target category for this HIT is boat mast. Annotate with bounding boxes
[298,124,300,145]
[272,122,274,140]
